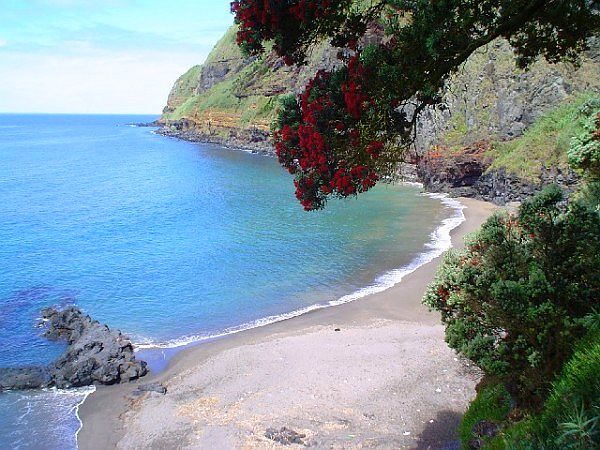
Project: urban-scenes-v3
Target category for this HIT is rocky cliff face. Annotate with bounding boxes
[161,26,598,150]
[158,25,343,151]
[415,38,600,152]
[416,143,580,205]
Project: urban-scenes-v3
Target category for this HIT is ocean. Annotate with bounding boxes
[0,114,463,449]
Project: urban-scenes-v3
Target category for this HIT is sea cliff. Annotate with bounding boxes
[158,26,599,202]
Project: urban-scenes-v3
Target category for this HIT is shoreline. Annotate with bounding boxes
[78,197,497,449]
[134,191,464,352]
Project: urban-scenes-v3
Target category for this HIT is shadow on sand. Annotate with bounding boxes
[415,409,463,450]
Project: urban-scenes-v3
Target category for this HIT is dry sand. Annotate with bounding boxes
[78,197,497,450]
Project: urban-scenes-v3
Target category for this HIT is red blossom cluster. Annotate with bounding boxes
[231,0,344,61]
[231,0,277,52]
[366,140,384,159]
[274,68,382,210]
[341,55,368,119]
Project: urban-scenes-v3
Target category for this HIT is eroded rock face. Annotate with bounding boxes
[417,141,493,191]
[416,141,580,204]
[0,306,147,391]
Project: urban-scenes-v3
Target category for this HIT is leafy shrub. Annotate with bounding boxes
[481,327,600,449]
[458,323,600,449]
[568,99,600,179]
[424,186,600,406]
[530,324,600,449]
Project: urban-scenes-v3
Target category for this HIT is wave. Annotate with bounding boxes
[134,192,465,351]
[1,386,95,450]
[73,386,96,446]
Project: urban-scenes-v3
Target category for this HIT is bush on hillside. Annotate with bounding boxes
[459,324,600,449]
[423,186,600,407]
[533,331,600,449]
[568,99,600,179]
[569,98,600,212]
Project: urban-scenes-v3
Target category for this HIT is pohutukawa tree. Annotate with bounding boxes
[231,0,599,210]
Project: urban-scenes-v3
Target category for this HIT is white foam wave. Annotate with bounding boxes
[2,386,96,450]
[73,386,96,446]
[134,193,465,351]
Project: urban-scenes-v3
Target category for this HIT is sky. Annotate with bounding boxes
[0,0,234,114]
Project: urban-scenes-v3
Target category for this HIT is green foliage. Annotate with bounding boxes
[274,94,302,131]
[163,65,202,114]
[424,186,600,406]
[487,94,599,180]
[460,327,600,449]
[531,325,600,449]
[459,383,511,447]
[573,181,600,214]
[568,99,600,179]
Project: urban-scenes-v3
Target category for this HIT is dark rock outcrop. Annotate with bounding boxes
[0,306,147,391]
[158,120,273,154]
[0,367,51,391]
[417,142,580,204]
[467,420,501,449]
[134,382,167,395]
[417,141,493,191]
[265,427,307,446]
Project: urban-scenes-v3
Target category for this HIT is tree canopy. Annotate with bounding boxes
[231,0,599,210]
[424,186,600,407]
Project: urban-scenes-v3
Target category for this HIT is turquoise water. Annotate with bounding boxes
[0,114,461,449]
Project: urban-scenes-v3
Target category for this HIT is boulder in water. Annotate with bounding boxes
[0,306,148,391]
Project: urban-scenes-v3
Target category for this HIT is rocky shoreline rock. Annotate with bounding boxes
[0,306,147,391]
[416,142,580,204]
[158,120,274,155]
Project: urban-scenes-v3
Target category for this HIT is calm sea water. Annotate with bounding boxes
[0,114,461,449]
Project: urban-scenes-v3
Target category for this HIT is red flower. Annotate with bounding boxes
[367,141,384,159]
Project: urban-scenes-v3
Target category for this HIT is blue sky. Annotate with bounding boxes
[0,1,234,114]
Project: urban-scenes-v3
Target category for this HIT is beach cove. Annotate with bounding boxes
[0,114,479,449]
[79,197,496,450]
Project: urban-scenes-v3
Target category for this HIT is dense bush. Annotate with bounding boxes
[568,99,600,179]
[459,325,600,449]
[423,186,600,406]
[568,98,600,212]
[529,326,600,449]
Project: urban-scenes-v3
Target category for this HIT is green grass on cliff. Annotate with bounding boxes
[160,23,337,128]
[161,25,286,126]
[487,93,599,180]
[164,65,202,112]
[204,26,243,65]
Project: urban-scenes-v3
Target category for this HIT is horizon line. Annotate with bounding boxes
[0,111,162,116]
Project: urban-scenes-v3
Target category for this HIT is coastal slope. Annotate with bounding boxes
[158,26,599,157]
[78,198,496,449]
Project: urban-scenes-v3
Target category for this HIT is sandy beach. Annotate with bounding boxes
[79,197,496,450]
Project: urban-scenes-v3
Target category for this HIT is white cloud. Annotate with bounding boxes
[0,39,7,47]
[0,48,209,114]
